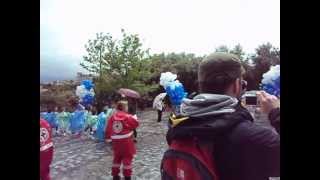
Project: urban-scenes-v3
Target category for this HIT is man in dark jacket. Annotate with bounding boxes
[166,53,280,180]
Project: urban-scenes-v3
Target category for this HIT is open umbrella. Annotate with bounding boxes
[117,88,141,99]
[153,93,167,109]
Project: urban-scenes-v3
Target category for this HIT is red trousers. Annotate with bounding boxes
[111,138,136,177]
[40,147,53,180]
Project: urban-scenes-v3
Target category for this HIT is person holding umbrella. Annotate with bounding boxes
[117,88,140,142]
[153,93,167,122]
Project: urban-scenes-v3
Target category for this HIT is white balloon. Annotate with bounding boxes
[160,72,177,88]
[89,88,95,96]
[262,65,280,85]
[76,85,87,99]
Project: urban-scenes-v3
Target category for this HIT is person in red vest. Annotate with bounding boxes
[40,118,54,180]
[105,101,139,180]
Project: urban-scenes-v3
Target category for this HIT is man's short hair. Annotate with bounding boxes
[198,52,245,94]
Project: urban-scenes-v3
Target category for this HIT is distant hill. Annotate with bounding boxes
[40,74,76,83]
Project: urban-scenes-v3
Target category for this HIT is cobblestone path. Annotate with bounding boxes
[51,109,169,180]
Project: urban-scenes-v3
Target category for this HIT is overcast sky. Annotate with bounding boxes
[40,0,279,82]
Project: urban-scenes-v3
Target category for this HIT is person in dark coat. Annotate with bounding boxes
[166,53,280,180]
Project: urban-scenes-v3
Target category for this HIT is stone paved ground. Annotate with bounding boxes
[50,108,279,180]
[51,109,170,180]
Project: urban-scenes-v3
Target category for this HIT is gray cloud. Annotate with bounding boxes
[40,54,85,83]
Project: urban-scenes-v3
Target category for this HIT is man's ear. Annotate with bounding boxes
[233,78,241,94]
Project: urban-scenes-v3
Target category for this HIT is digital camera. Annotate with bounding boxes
[242,91,258,106]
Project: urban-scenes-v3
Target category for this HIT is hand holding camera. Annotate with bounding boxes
[256,91,280,114]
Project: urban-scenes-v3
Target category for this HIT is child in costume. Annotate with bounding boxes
[69,103,86,137]
[95,106,115,142]
[56,107,71,136]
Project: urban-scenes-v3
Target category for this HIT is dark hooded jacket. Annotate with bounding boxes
[166,94,280,180]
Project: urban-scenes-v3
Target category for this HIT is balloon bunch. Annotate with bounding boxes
[261,65,280,97]
[76,80,95,106]
[160,72,188,114]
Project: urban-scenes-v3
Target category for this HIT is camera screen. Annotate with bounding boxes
[246,96,257,105]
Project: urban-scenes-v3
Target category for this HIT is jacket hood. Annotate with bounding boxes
[167,93,253,142]
[180,94,239,118]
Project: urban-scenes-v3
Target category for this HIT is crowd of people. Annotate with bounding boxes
[40,98,140,180]
[40,103,114,140]
[40,52,280,180]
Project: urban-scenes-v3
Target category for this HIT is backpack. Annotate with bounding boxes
[161,137,219,180]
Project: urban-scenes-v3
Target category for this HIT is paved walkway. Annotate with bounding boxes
[50,108,279,180]
[51,109,169,180]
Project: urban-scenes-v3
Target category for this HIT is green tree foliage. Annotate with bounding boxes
[230,44,246,61]
[78,30,280,108]
[42,30,280,111]
[148,53,203,94]
[80,29,158,111]
[212,43,280,90]
[228,44,254,90]
[215,45,230,53]
[247,43,280,89]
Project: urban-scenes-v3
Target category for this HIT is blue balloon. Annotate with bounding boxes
[81,80,94,90]
[82,94,94,106]
[261,68,280,97]
[262,81,280,97]
[165,81,188,105]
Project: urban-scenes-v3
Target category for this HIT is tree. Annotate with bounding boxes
[230,44,246,61]
[248,43,280,89]
[80,29,157,111]
[215,45,230,53]
[148,52,202,94]
[270,47,280,65]
[174,58,200,93]
[80,32,113,75]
